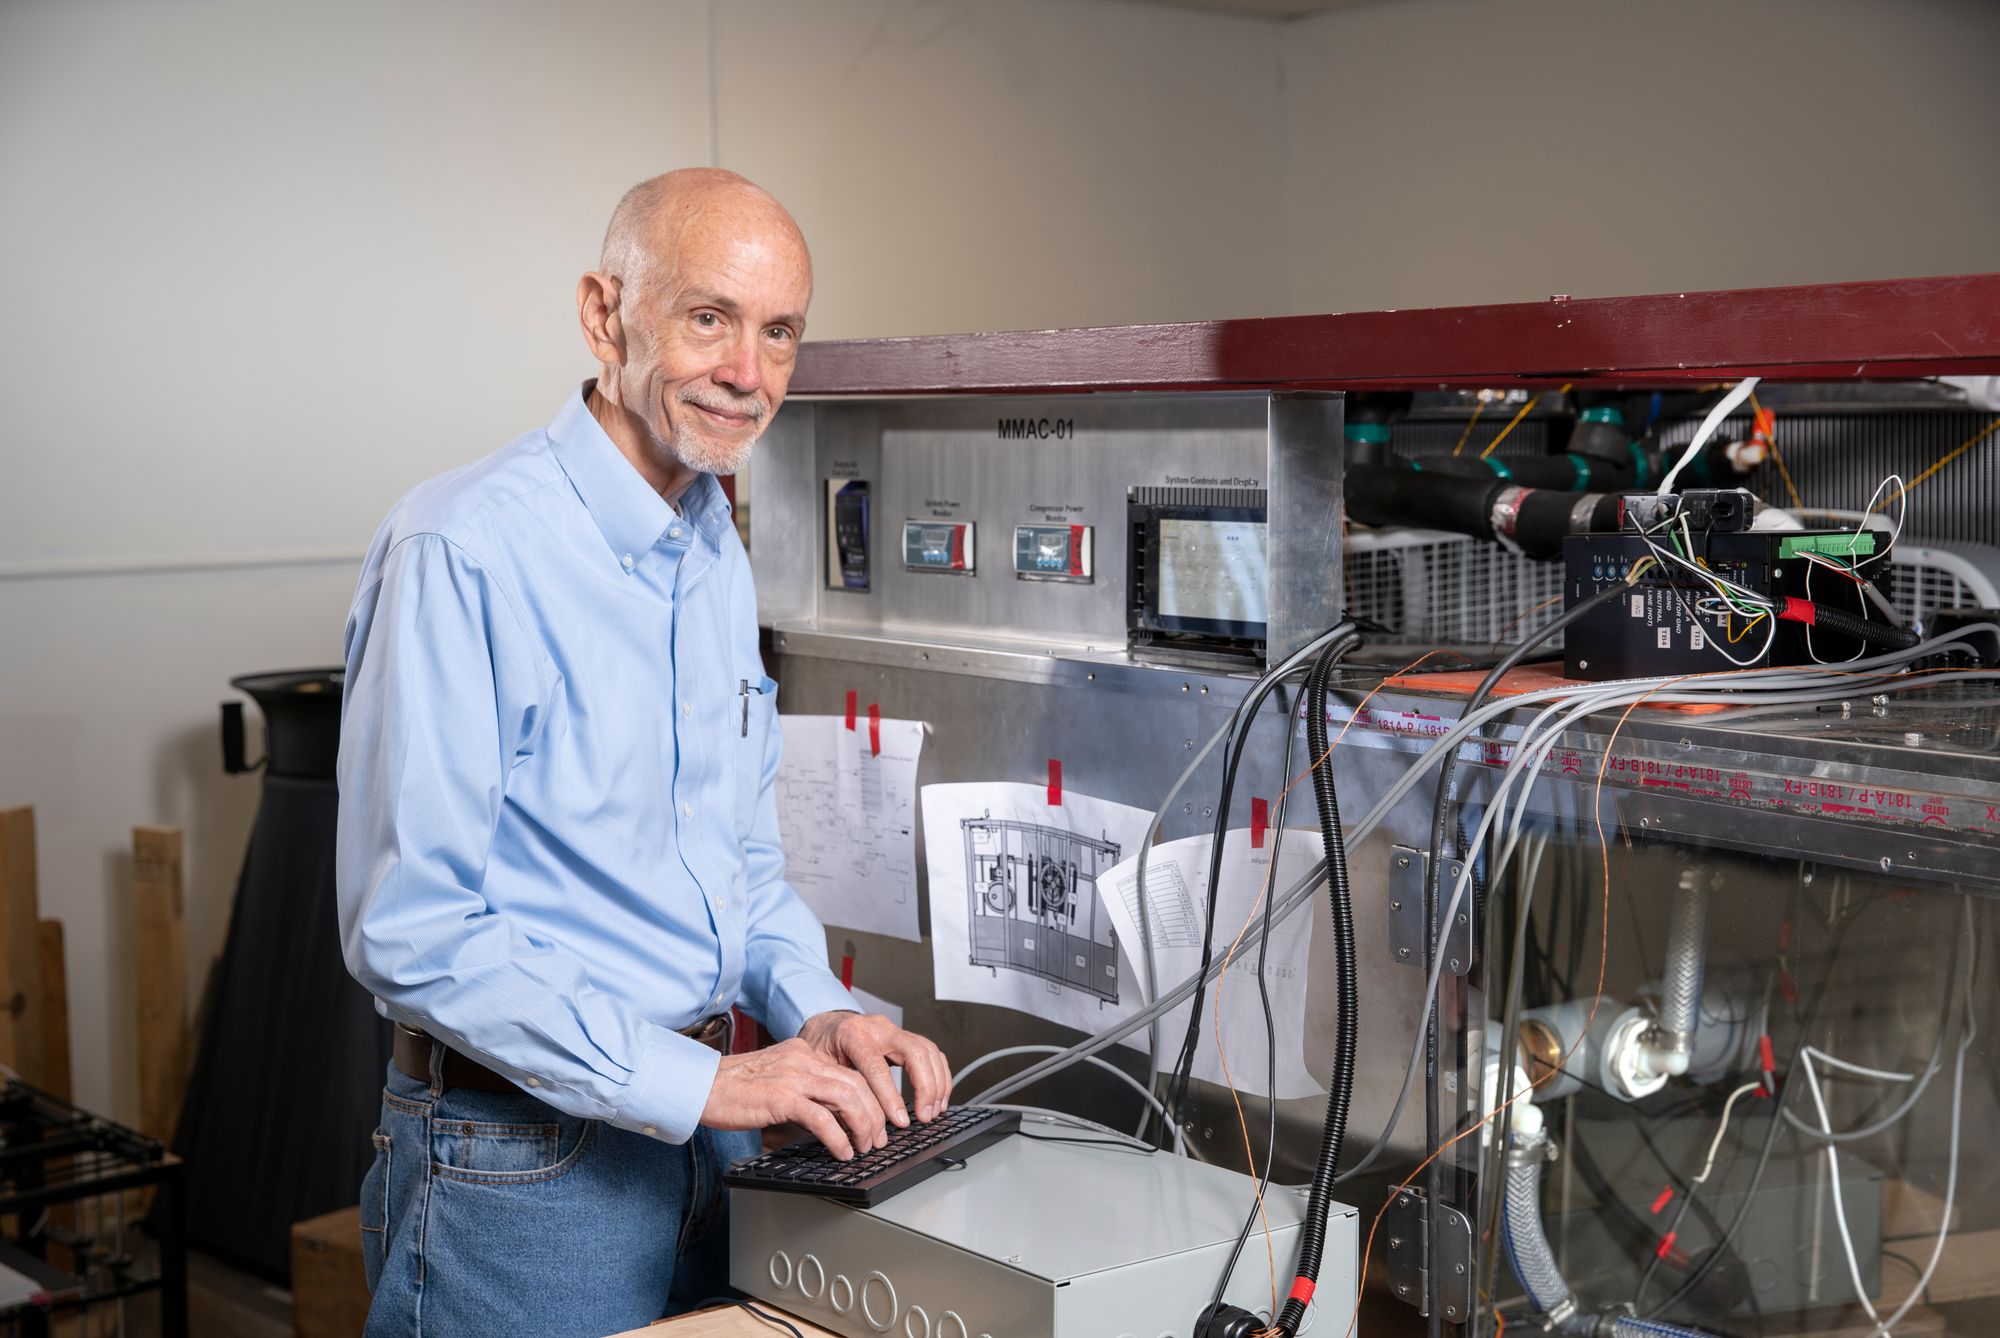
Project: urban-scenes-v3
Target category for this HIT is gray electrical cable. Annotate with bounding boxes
[974,652,2000,1123]
[971,631,2000,1132]
[951,1046,1187,1153]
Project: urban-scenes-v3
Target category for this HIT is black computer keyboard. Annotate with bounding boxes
[723,1106,1019,1207]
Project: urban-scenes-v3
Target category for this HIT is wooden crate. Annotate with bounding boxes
[291,1205,369,1338]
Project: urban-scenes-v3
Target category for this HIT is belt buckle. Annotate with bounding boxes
[687,1013,733,1053]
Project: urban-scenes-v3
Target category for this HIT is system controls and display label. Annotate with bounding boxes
[1013,524,1093,582]
[902,520,975,574]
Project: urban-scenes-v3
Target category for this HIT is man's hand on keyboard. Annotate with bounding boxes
[798,1009,954,1128]
[700,1038,890,1160]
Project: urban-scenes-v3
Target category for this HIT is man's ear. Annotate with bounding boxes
[576,272,625,366]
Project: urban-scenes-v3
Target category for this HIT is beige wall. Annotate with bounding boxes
[0,0,1283,1123]
[716,0,1288,337]
[1280,0,2000,314]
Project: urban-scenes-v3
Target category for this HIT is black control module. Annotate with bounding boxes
[1562,528,1890,680]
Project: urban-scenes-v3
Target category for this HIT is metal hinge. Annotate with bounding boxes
[1382,1186,1473,1324]
[1387,846,1472,976]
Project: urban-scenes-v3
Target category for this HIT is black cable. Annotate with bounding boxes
[695,1298,806,1338]
[1168,626,1360,1129]
[1206,678,1307,1322]
[1272,633,1362,1335]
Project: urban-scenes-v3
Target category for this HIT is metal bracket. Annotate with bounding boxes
[1387,846,1472,976]
[1382,1187,1474,1324]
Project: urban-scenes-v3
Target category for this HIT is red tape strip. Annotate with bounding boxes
[1655,1231,1678,1260]
[1780,596,1817,625]
[839,954,854,990]
[1650,1186,1674,1215]
[844,690,857,731]
[1069,524,1085,577]
[1250,797,1269,849]
[868,702,881,756]
[1287,1277,1316,1306]
[1758,1034,1777,1075]
[1047,758,1063,806]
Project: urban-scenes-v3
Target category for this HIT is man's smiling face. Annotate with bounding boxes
[611,184,813,478]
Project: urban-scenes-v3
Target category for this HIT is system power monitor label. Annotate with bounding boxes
[1014,524,1093,582]
[902,520,975,574]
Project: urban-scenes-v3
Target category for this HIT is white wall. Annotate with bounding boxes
[0,0,1284,1122]
[1280,0,2000,313]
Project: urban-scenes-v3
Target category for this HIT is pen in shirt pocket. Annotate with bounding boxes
[738,678,772,736]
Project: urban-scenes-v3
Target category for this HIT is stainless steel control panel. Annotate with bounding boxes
[750,393,1342,666]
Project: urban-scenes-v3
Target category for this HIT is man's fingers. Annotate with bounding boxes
[815,1065,888,1152]
[789,1097,853,1161]
[896,1037,950,1120]
[858,1055,910,1128]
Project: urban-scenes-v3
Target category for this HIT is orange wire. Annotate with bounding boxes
[1208,650,1464,1327]
[1491,593,1563,650]
[1480,386,1568,464]
[1450,396,1488,458]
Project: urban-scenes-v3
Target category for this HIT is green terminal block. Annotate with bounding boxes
[1779,531,1878,561]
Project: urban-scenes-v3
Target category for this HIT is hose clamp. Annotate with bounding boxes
[1489,485,1530,555]
[1567,493,1601,537]
[1543,1298,1577,1331]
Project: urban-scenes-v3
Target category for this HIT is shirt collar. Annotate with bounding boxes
[547,382,735,562]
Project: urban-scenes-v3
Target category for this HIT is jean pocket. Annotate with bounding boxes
[430,1112,594,1184]
[359,1129,391,1290]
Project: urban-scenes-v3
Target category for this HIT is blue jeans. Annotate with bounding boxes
[359,1056,757,1338]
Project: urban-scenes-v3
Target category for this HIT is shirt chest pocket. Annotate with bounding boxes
[732,674,779,838]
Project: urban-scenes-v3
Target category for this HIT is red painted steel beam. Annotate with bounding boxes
[793,273,2000,396]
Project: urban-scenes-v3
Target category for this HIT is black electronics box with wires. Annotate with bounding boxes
[1562,498,1893,680]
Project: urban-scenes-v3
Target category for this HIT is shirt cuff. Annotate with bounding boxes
[761,972,861,1041]
[608,1022,722,1145]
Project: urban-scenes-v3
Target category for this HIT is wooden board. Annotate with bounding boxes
[0,807,46,1084]
[133,825,189,1143]
[36,920,70,1102]
[609,1302,840,1337]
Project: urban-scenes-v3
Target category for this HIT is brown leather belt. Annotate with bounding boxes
[393,1016,733,1094]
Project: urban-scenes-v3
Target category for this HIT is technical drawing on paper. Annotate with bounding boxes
[1108,860,1202,950]
[961,815,1121,1004]
[773,714,923,942]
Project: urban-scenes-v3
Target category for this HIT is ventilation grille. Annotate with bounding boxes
[1343,531,2000,647]
[1344,528,1565,647]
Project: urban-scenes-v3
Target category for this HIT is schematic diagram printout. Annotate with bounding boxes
[1098,830,1324,1100]
[774,714,924,942]
[922,781,1154,1037]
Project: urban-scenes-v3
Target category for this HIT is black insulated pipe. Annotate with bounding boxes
[1345,464,1623,560]
[1276,641,1360,1335]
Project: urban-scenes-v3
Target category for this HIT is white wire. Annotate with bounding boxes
[1854,474,1908,573]
[952,1045,1188,1153]
[1811,901,1973,1337]
[1657,377,1761,496]
[1691,1082,1764,1187]
[1799,1047,1915,1085]
[970,1102,1160,1151]
[1805,1049,1888,1332]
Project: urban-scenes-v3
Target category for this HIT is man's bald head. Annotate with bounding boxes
[599,167,811,306]
[577,169,815,493]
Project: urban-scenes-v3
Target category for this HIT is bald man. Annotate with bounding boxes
[337,169,951,1337]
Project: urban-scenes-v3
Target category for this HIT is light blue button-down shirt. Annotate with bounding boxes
[336,382,854,1144]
